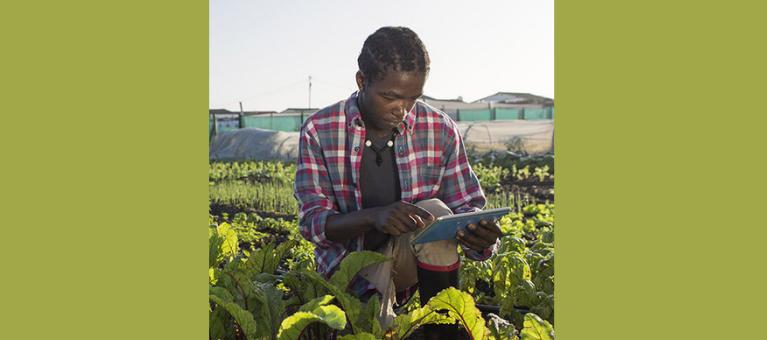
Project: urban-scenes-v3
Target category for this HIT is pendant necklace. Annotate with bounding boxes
[365,130,398,166]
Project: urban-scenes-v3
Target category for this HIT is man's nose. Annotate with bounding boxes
[396,100,414,116]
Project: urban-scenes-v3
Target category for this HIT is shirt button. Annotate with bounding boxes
[353,146,360,152]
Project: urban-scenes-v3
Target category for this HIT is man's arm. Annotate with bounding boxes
[294,121,341,248]
[326,201,435,241]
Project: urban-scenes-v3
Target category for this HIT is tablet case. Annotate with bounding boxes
[411,207,511,245]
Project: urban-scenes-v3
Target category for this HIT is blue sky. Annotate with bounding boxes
[210,0,553,111]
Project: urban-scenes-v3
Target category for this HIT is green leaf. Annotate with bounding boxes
[209,307,231,340]
[209,286,234,303]
[216,222,239,260]
[520,313,554,340]
[298,295,335,312]
[244,242,275,275]
[282,271,319,304]
[277,305,347,340]
[298,269,364,333]
[486,313,518,340]
[271,239,298,273]
[209,227,223,267]
[329,251,390,291]
[259,282,287,339]
[359,295,383,337]
[391,304,455,339]
[209,267,218,285]
[209,294,258,340]
[425,287,488,340]
[338,332,377,340]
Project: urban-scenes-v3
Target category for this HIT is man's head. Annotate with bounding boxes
[356,26,430,134]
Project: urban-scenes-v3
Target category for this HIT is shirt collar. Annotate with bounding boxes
[345,91,415,135]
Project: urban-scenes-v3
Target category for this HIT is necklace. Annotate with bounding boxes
[365,130,397,166]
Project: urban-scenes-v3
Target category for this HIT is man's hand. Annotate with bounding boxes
[457,219,502,251]
[370,201,435,236]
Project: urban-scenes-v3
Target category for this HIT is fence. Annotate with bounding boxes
[456,107,554,121]
[210,107,554,135]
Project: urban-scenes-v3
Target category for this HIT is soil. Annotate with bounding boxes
[501,177,554,203]
[209,202,296,221]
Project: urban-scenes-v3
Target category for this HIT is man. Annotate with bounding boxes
[293,26,501,337]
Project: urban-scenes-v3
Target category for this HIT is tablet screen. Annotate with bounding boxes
[411,207,511,245]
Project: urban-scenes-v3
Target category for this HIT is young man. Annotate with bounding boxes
[294,26,501,337]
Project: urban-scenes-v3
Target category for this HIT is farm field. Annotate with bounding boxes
[209,154,555,339]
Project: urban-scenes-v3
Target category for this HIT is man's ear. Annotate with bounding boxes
[355,71,365,91]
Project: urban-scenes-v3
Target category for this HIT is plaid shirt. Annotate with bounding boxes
[294,91,496,286]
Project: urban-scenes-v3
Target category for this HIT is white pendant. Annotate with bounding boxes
[365,140,372,147]
[386,140,394,147]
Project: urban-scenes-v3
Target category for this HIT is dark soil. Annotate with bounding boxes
[209,202,296,221]
[501,177,554,203]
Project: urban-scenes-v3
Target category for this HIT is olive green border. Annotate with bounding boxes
[556,1,766,338]
[4,1,208,338]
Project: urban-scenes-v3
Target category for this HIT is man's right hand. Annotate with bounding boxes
[370,201,435,236]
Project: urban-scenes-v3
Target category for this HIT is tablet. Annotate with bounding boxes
[411,207,511,245]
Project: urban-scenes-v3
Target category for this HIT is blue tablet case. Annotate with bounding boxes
[411,207,511,245]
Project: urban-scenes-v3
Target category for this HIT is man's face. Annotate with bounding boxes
[356,69,426,134]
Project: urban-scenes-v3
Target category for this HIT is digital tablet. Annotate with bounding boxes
[411,207,511,245]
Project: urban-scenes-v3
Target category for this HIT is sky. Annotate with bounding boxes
[210,0,553,112]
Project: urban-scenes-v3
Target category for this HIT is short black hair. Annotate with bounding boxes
[357,26,430,84]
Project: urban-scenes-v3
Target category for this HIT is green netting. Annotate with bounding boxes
[524,108,548,120]
[496,108,522,120]
[458,109,492,121]
[243,116,303,132]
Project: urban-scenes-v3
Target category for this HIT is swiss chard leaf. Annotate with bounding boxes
[425,287,488,340]
[329,251,390,291]
[520,313,554,340]
[298,295,335,313]
[209,227,223,268]
[359,295,383,338]
[209,294,258,340]
[338,332,377,340]
[390,304,455,339]
[276,305,347,340]
[216,222,239,260]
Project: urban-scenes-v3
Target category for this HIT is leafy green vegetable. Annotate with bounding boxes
[391,303,455,339]
[486,313,519,340]
[329,251,390,290]
[425,287,488,340]
[277,303,347,340]
[209,294,259,340]
[216,222,239,260]
[338,332,377,340]
[520,313,554,340]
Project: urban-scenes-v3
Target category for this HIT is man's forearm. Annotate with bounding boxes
[324,208,377,242]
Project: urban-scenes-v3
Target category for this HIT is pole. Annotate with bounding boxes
[238,101,245,129]
[308,75,312,109]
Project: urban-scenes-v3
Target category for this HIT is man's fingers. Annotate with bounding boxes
[412,215,426,229]
[394,213,419,232]
[468,221,500,242]
[480,219,503,236]
[390,216,413,233]
[400,202,435,222]
[456,228,487,251]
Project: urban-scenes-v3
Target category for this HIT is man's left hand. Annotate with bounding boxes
[456,219,502,252]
